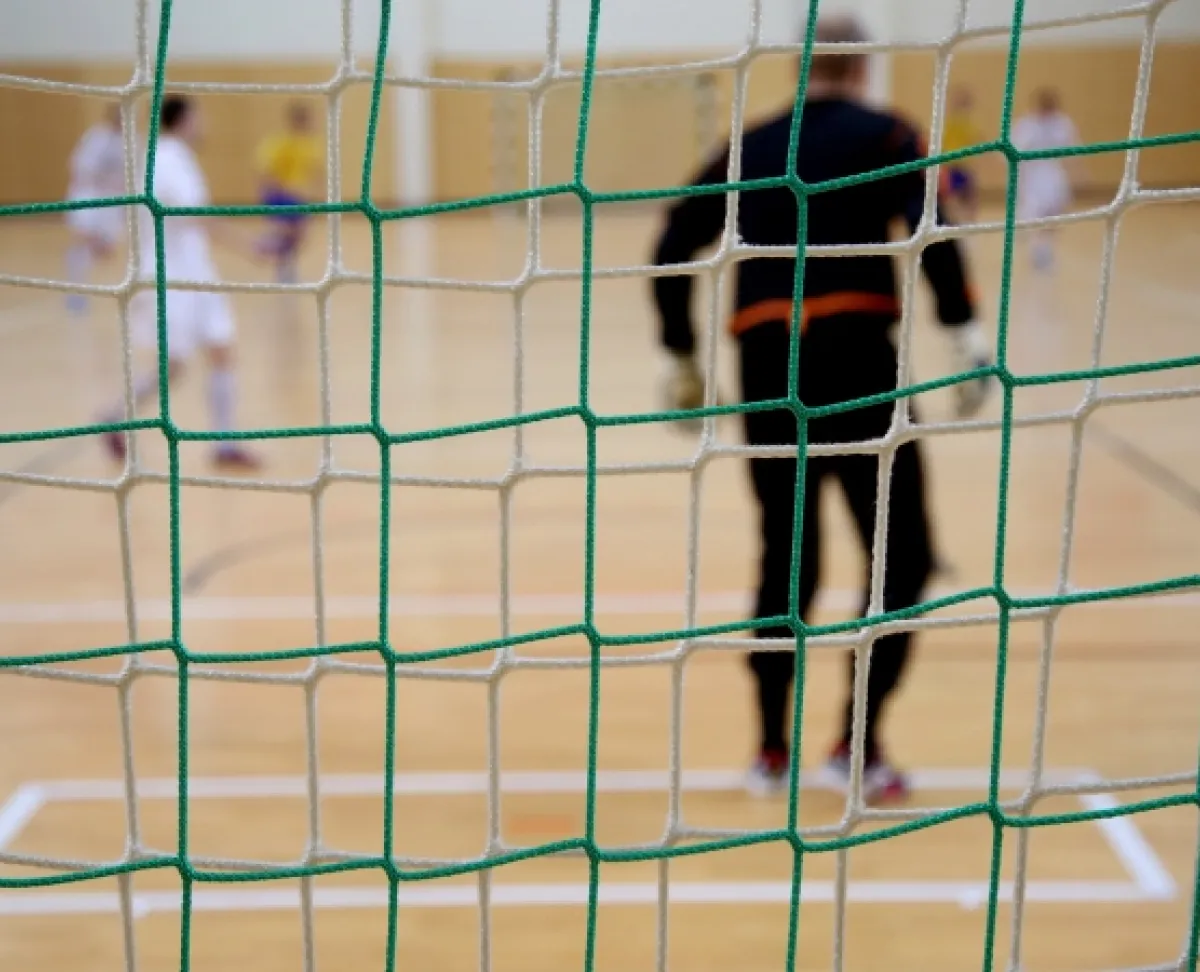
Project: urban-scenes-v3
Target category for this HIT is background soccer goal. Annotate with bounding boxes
[1,0,1199,971]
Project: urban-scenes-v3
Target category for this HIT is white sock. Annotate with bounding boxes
[133,372,159,408]
[1032,234,1054,268]
[208,366,236,436]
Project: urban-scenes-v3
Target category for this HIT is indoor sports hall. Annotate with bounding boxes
[1,0,1199,970]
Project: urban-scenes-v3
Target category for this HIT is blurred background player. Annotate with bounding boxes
[941,86,983,223]
[99,95,260,470]
[1013,88,1082,271]
[253,101,322,283]
[64,104,126,315]
[650,14,994,804]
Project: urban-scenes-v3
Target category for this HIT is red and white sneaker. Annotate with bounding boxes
[746,747,790,798]
[102,428,128,462]
[821,743,910,805]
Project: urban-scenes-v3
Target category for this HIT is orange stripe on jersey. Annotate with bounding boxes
[728,299,797,336]
[728,292,901,338]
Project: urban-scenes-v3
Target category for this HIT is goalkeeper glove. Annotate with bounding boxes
[948,320,995,418]
[660,350,708,432]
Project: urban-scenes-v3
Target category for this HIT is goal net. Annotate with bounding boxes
[2,0,1199,970]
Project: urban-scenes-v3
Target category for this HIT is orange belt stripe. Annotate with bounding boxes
[729,292,900,337]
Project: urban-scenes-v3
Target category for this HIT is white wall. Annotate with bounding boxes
[3,0,1198,61]
[435,0,801,56]
[890,0,1200,44]
[0,0,382,60]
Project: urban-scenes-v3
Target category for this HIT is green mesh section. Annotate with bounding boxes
[3,0,1200,969]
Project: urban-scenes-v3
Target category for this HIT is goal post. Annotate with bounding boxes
[390,0,435,207]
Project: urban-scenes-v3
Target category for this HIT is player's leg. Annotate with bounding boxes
[1036,166,1072,272]
[738,322,826,794]
[944,167,975,224]
[827,436,934,802]
[1016,171,1041,269]
[258,218,301,282]
[745,446,826,794]
[64,208,116,315]
[254,191,284,265]
[1030,215,1055,272]
[1020,169,1064,272]
[100,287,189,461]
[198,291,261,470]
[65,241,92,315]
[955,167,978,221]
[256,190,305,283]
[64,207,91,313]
[276,211,307,284]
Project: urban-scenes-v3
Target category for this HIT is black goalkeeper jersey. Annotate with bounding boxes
[651,96,978,355]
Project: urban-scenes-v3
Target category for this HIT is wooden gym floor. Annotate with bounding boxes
[0,198,1198,971]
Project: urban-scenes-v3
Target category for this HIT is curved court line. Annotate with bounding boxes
[0,437,88,510]
[181,525,329,595]
[133,419,1200,598]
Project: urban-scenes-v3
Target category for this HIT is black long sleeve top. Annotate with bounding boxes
[650,97,978,354]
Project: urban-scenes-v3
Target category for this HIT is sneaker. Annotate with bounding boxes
[821,743,910,805]
[861,759,909,804]
[746,747,790,797]
[102,428,127,462]
[212,445,262,471]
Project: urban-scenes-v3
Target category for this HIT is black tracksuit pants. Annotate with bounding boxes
[739,315,935,765]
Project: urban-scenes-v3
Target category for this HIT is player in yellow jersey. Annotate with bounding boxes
[941,86,983,222]
[254,102,323,282]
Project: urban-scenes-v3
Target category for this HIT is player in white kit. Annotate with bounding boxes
[65,104,127,314]
[100,95,260,470]
[1012,88,1081,272]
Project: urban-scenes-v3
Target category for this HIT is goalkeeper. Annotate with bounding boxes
[649,14,994,803]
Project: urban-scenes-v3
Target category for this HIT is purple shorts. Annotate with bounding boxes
[947,166,974,196]
[262,189,307,225]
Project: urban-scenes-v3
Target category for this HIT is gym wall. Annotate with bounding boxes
[2,0,1197,205]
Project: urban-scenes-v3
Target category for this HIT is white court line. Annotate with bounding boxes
[26,766,1107,801]
[0,784,44,851]
[0,766,1176,915]
[2,585,1200,625]
[0,880,1159,918]
[1080,792,1178,899]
